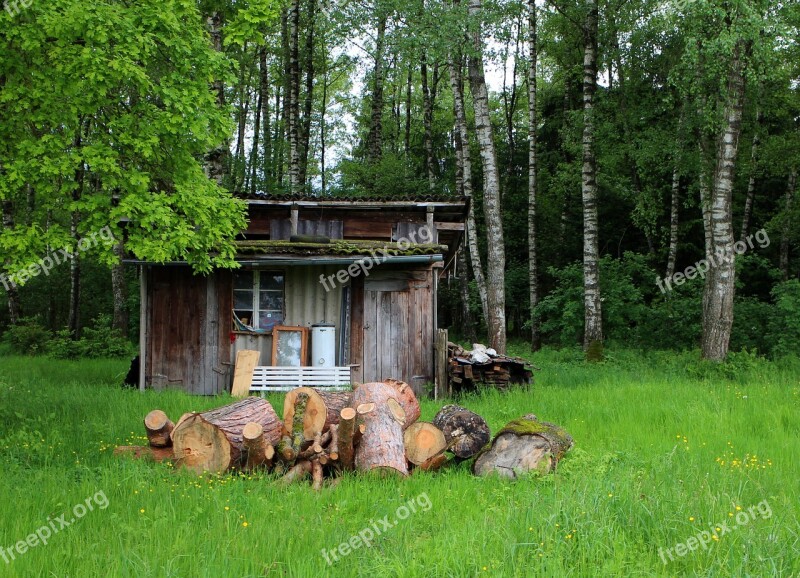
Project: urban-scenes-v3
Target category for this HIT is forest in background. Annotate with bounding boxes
[0,0,798,361]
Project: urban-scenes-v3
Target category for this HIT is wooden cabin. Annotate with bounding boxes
[131,195,467,397]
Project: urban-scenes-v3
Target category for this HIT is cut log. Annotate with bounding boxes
[351,382,408,476]
[403,422,447,465]
[283,387,353,439]
[278,460,313,486]
[338,407,356,470]
[243,422,275,471]
[416,452,448,472]
[382,378,421,428]
[312,460,324,491]
[172,397,282,474]
[114,445,173,463]
[433,404,491,459]
[328,423,339,461]
[289,392,310,456]
[473,414,573,478]
[144,410,174,448]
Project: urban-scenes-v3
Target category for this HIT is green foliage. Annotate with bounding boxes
[768,280,800,358]
[1,317,51,355]
[335,153,434,197]
[49,315,133,359]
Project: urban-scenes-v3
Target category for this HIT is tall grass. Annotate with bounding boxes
[0,348,797,577]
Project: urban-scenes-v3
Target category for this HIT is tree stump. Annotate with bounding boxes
[382,378,421,429]
[404,422,447,465]
[172,397,282,474]
[144,410,174,448]
[351,382,408,476]
[433,404,491,459]
[283,387,353,439]
[473,414,573,478]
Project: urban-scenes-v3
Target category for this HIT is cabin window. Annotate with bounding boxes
[233,271,285,332]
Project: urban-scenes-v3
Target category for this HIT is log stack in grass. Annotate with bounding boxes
[117,379,572,488]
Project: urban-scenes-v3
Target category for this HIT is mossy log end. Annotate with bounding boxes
[473,414,573,479]
[432,404,491,459]
[283,387,353,439]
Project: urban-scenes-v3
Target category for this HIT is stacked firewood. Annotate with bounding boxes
[115,380,572,487]
[448,342,534,392]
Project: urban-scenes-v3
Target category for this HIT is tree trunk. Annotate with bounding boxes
[780,168,797,281]
[351,382,408,476]
[68,123,85,338]
[421,52,436,190]
[432,404,491,459]
[260,47,272,190]
[172,397,282,474]
[467,0,506,353]
[740,110,762,242]
[298,0,316,187]
[367,15,387,164]
[527,0,540,350]
[702,41,749,361]
[204,12,228,187]
[581,0,602,355]
[450,53,489,324]
[287,0,302,192]
[1,198,21,324]
[249,87,262,196]
[473,414,573,478]
[666,165,680,280]
[282,387,353,439]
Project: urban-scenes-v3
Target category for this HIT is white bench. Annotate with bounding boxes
[249,366,353,393]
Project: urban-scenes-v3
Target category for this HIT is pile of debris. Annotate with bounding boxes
[447,342,534,392]
[115,379,571,487]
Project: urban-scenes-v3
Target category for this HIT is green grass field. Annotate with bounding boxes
[0,347,798,577]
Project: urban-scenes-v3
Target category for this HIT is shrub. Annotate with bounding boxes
[768,280,800,358]
[1,317,51,355]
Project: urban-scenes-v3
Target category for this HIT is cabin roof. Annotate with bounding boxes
[235,239,446,256]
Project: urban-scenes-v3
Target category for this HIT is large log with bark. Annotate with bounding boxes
[473,414,573,478]
[433,404,491,459]
[351,382,408,476]
[172,397,282,474]
[283,387,353,439]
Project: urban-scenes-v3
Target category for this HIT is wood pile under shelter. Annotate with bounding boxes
[447,342,534,392]
[115,379,572,488]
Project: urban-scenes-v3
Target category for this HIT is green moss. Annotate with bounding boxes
[234,240,446,257]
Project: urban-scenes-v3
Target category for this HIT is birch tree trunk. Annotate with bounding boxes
[527,0,540,350]
[467,0,506,352]
[780,168,797,281]
[1,197,21,324]
[581,0,602,353]
[666,165,680,280]
[298,0,316,187]
[701,41,749,361]
[450,52,489,324]
[260,47,272,190]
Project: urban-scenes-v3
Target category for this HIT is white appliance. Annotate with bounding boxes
[311,324,336,367]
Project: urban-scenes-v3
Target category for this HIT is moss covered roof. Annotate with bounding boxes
[235,239,448,258]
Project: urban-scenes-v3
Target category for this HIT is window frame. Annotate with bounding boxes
[232,270,285,332]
